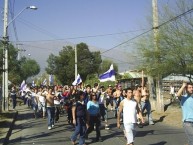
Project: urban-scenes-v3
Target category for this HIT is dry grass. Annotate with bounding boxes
[152,91,183,129]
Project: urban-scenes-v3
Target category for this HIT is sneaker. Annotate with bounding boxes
[111,108,113,111]
[48,126,52,130]
[105,124,110,130]
[149,122,155,125]
[52,124,54,128]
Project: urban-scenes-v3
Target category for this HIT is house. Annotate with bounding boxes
[118,70,147,89]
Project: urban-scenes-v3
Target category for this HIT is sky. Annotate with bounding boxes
[0,0,179,72]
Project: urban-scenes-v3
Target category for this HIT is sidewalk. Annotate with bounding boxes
[2,105,188,145]
[0,109,18,145]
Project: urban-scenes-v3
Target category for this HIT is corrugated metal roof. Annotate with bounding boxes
[163,74,193,81]
[119,71,146,78]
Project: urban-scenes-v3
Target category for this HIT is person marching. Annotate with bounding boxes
[10,86,17,110]
[71,90,89,145]
[46,88,55,130]
[85,92,102,142]
[117,88,144,145]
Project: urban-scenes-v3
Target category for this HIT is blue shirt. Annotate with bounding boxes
[181,94,193,122]
[87,101,99,116]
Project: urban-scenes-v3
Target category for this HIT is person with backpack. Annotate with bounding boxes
[71,90,89,145]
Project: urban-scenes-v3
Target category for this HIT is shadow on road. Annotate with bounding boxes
[149,141,167,145]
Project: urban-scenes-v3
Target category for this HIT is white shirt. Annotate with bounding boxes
[123,98,137,124]
[99,92,106,104]
[37,92,46,103]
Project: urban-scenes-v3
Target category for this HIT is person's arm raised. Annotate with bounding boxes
[176,82,187,99]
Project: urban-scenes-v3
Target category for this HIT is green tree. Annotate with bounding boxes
[136,0,193,81]
[19,57,40,81]
[0,42,40,85]
[46,43,102,85]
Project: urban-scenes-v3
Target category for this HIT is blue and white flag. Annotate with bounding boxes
[42,78,47,86]
[49,74,54,85]
[99,64,115,82]
[72,74,82,86]
[20,80,26,90]
[22,84,27,91]
[32,80,35,87]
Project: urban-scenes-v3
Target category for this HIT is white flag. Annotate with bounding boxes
[99,64,115,82]
[72,74,82,86]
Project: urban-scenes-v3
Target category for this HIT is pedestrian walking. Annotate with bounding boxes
[71,90,89,145]
[46,88,55,130]
[10,86,17,110]
[98,86,109,130]
[37,87,46,119]
[85,92,102,142]
[177,82,193,145]
[117,88,144,145]
[31,88,39,118]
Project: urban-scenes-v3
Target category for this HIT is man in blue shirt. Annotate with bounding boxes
[177,82,193,145]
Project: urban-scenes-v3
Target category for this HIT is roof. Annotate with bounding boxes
[119,70,147,78]
[163,74,193,81]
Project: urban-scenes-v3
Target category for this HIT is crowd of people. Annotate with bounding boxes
[9,79,157,145]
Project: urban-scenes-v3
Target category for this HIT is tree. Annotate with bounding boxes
[46,43,102,85]
[0,42,40,85]
[19,57,40,81]
[136,0,193,81]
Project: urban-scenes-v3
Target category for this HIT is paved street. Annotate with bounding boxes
[8,105,187,145]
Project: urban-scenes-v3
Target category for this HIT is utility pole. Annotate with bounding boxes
[152,0,164,112]
[2,0,9,111]
[75,45,77,79]
[16,43,25,60]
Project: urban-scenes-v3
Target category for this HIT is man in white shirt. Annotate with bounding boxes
[117,88,144,145]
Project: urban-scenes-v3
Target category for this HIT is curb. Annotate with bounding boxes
[3,111,18,145]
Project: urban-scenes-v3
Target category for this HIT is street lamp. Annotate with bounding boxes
[2,0,38,111]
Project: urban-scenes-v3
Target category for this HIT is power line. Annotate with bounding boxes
[101,29,152,54]
[101,7,193,54]
[11,29,148,43]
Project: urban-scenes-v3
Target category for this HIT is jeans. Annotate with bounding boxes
[71,117,86,145]
[141,100,154,124]
[47,107,55,127]
[11,97,17,109]
[183,122,193,145]
[55,105,60,122]
[99,104,106,121]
